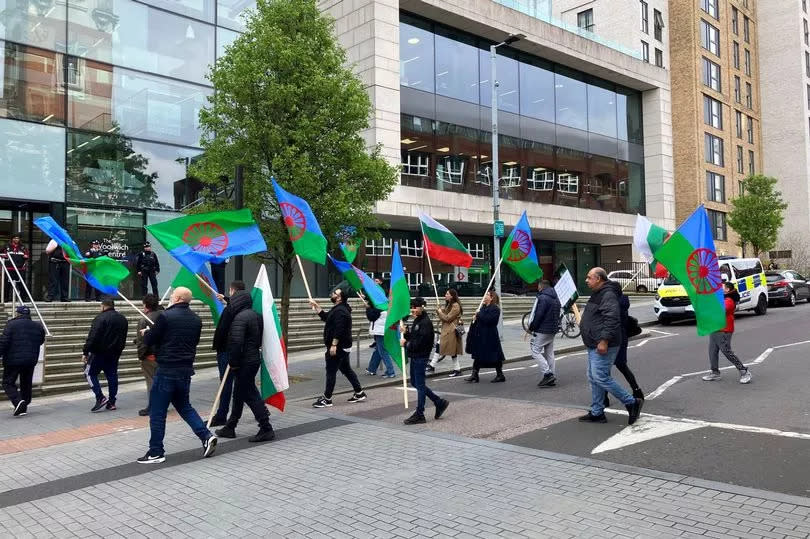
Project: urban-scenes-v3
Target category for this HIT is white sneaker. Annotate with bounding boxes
[739,369,752,384]
[702,372,722,381]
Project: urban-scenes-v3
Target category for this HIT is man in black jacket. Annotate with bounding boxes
[136,241,160,296]
[579,268,642,425]
[138,287,217,464]
[214,290,274,442]
[83,297,128,412]
[528,280,561,388]
[208,281,244,427]
[403,297,449,425]
[0,306,46,416]
[309,288,366,408]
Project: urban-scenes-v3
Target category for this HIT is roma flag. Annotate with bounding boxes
[251,265,289,412]
[171,266,224,325]
[383,242,410,370]
[328,255,388,310]
[419,213,472,267]
[271,178,328,265]
[654,205,726,336]
[501,211,543,284]
[145,209,266,274]
[34,217,129,296]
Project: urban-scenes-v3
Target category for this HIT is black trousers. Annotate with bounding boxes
[324,350,362,399]
[3,364,34,407]
[4,268,25,301]
[140,271,158,296]
[48,261,69,301]
[85,280,99,301]
[614,343,640,391]
[210,262,226,294]
[226,362,271,430]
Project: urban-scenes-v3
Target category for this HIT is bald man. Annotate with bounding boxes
[139,286,217,463]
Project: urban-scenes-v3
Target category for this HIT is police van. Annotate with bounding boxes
[653,257,768,324]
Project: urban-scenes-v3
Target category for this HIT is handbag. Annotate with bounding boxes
[454,318,466,337]
[626,315,642,337]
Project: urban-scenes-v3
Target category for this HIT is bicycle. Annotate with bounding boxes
[522,307,581,339]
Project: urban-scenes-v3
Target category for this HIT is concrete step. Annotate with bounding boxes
[43,355,218,379]
[46,337,215,354]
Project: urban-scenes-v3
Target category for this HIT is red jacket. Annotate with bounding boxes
[722,297,735,333]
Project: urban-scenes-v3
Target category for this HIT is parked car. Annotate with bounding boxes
[765,270,810,306]
[607,270,662,293]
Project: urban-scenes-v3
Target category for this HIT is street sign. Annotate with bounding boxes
[494,220,505,238]
[454,266,469,282]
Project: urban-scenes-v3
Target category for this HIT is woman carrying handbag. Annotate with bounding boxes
[466,290,506,383]
[426,288,464,377]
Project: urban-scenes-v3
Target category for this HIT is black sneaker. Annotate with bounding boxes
[91,397,108,413]
[403,413,426,425]
[425,365,435,373]
[208,416,227,427]
[138,408,150,417]
[434,399,449,420]
[202,435,218,458]
[136,453,165,464]
[448,370,462,378]
[348,391,367,403]
[249,428,276,443]
[633,388,645,401]
[13,401,27,417]
[312,396,333,408]
[537,373,556,387]
[106,401,117,411]
[578,412,608,423]
[626,398,644,425]
[215,426,236,438]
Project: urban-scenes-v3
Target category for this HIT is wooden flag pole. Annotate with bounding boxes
[399,321,409,409]
[475,257,504,313]
[424,249,441,307]
[206,365,230,429]
[159,285,172,306]
[571,303,582,325]
[116,290,155,325]
[295,254,314,302]
[194,273,219,296]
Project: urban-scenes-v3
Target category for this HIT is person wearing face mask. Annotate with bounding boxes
[702,281,752,384]
[309,288,367,408]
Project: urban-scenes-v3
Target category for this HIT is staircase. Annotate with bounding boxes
[1,295,539,397]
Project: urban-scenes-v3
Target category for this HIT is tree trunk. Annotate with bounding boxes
[279,244,294,350]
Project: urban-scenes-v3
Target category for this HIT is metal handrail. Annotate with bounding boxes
[0,253,51,336]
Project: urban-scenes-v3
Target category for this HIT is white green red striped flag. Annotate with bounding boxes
[251,264,289,412]
[418,213,473,267]
[633,215,668,264]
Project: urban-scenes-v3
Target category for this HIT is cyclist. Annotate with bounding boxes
[527,280,561,387]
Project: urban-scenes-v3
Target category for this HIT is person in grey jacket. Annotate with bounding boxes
[578,267,642,425]
[527,280,561,387]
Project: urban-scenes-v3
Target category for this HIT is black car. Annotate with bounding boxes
[765,270,810,306]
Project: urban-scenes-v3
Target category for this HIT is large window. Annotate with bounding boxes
[703,58,721,91]
[655,48,663,67]
[749,150,755,175]
[140,0,215,23]
[744,49,751,76]
[708,210,727,241]
[0,0,66,51]
[737,145,744,173]
[733,42,740,69]
[736,111,743,138]
[478,49,519,113]
[554,70,587,131]
[705,133,724,166]
[703,95,723,128]
[734,76,741,102]
[528,168,555,191]
[743,16,750,43]
[400,238,423,258]
[434,29,478,104]
[640,1,649,33]
[577,9,594,31]
[746,82,753,108]
[519,59,555,122]
[0,119,65,202]
[641,40,649,63]
[0,42,65,125]
[706,171,725,203]
[654,10,664,41]
[805,19,809,46]
[400,21,435,94]
[701,20,720,56]
[732,7,739,34]
[587,81,617,137]
[747,115,754,143]
[701,0,719,19]
[365,238,392,256]
[217,0,255,31]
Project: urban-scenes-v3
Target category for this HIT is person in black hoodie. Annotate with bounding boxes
[0,306,45,417]
[309,288,366,408]
[208,281,245,427]
[403,297,449,424]
[45,239,69,302]
[214,289,274,442]
[82,297,128,412]
[578,268,642,425]
[527,280,561,387]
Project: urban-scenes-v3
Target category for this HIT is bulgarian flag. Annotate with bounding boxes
[251,264,289,412]
[501,211,543,284]
[383,242,410,370]
[634,215,670,278]
[272,178,328,265]
[654,205,726,336]
[171,266,224,324]
[419,213,473,267]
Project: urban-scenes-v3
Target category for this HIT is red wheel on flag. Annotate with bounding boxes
[686,248,722,294]
[353,268,366,282]
[183,222,229,255]
[506,230,532,262]
[280,203,306,241]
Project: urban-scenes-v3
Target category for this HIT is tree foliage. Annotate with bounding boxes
[191,0,399,340]
[727,174,787,256]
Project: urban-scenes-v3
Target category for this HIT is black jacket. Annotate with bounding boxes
[0,314,45,367]
[528,287,561,334]
[136,251,160,273]
[404,312,434,358]
[466,305,505,367]
[145,302,201,376]
[580,282,621,349]
[134,308,164,360]
[212,296,237,353]
[365,305,382,323]
[227,291,263,368]
[318,302,352,349]
[83,308,128,357]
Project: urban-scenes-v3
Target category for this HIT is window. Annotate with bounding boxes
[708,210,727,241]
[555,71,588,130]
[217,0,254,30]
[400,22,435,93]
[704,95,723,128]
[434,30,479,104]
[577,9,594,31]
[400,238,423,258]
[701,20,720,56]
[0,43,65,125]
[557,173,579,194]
[0,120,66,203]
[736,111,743,138]
[739,180,745,195]
[734,76,741,103]
[733,42,740,69]
[705,133,724,166]
[701,0,718,19]
[436,156,465,185]
[654,9,664,41]
[365,237,392,256]
[744,49,751,76]
[707,172,726,202]
[732,7,739,34]
[528,168,555,191]
[405,272,423,290]
[466,243,485,259]
[737,145,744,173]
[655,48,664,67]
[806,52,810,77]
[747,116,754,143]
[640,0,649,33]
[703,58,722,91]
[743,16,750,43]
[641,40,650,62]
[520,59,555,122]
[805,19,809,46]
[401,152,429,176]
[749,150,755,175]
[746,82,753,108]
[501,165,522,188]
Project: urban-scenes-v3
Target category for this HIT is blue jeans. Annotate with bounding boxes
[587,346,635,416]
[85,353,119,403]
[366,335,396,376]
[213,351,233,420]
[148,372,211,456]
[409,357,440,415]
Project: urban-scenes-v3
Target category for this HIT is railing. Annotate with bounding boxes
[0,254,51,336]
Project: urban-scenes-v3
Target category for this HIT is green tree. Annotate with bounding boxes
[191,0,398,342]
[727,174,787,256]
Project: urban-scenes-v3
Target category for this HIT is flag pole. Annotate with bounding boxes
[295,254,314,302]
[399,321,408,410]
[195,273,218,296]
[159,285,172,306]
[116,290,155,325]
[206,365,230,429]
[475,257,504,313]
[424,248,441,307]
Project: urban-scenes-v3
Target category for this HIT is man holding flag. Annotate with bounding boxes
[402,297,449,425]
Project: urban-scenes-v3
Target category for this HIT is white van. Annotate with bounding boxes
[718,257,768,315]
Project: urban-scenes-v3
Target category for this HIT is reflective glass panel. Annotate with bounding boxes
[519,58,554,122]
[0,0,66,51]
[1,40,65,124]
[479,49,519,114]
[400,21,434,93]
[554,71,587,131]
[434,29,478,104]
[587,82,617,138]
[0,118,65,202]
[138,0,214,23]
[217,0,254,31]
[216,27,239,60]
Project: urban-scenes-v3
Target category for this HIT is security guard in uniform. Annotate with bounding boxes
[135,242,160,297]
